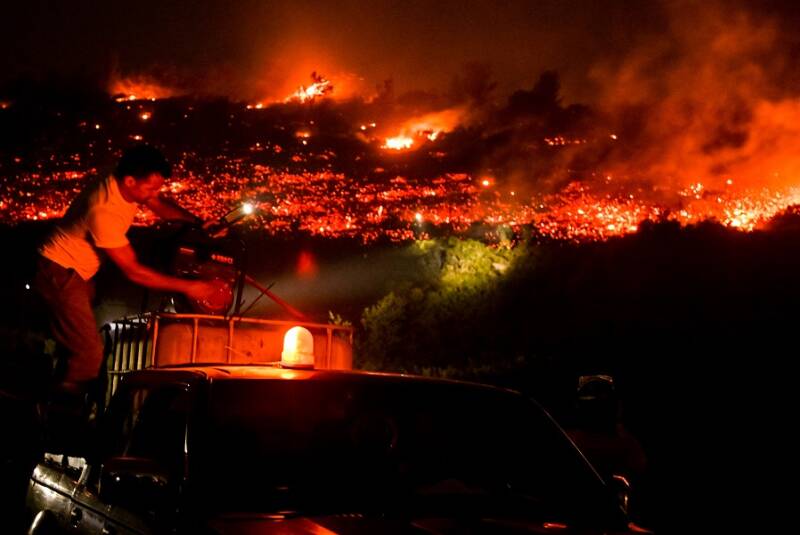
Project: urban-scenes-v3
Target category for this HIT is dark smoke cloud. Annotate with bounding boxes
[461,0,800,200]
[0,1,674,101]
[584,0,800,194]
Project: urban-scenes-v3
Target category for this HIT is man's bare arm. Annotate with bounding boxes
[144,195,202,224]
[104,244,211,301]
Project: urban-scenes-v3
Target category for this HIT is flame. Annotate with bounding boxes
[380,108,465,150]
[408,109,463,134]
[109,76,175,102]
[382,136,414,150]
[285,72,333,103]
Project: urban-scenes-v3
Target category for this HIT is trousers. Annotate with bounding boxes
[33,257,104,384]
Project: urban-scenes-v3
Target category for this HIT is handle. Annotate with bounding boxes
[69,507,83,525]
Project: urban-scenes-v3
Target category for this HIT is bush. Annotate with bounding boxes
[357,237,529,375]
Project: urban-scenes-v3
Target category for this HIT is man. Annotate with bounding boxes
[567,375,648,523]
[34,144,218,396]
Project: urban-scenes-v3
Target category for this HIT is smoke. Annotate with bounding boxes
[586,0,800,195]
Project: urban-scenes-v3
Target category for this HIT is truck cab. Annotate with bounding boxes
[26,364,641,534]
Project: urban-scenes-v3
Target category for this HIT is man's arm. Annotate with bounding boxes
[145,195,229,238]
[144,195,202,224]
[103,244,212,301]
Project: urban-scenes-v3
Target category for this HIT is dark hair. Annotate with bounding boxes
[114,144,172,180]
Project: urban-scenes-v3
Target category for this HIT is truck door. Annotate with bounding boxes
[93,382,194,534]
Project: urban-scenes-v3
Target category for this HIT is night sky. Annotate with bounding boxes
[3,0,799,103]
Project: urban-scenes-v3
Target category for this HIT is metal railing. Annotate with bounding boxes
[103,312,354,405]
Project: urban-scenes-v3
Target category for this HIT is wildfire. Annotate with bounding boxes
[380,109,463,151]
[382,136,414,150]
[285,72,333,103]
[11,151,800,244]
[109,76,175,102]
[8,94,800,245]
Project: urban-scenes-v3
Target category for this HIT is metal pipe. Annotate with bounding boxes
[151,316,160,367]
[191,317,199,363]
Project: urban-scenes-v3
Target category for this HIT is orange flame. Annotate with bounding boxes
[109,76,175,102]
[285,72,333,103]
[382,136,414,150]
[404,109,464,140]
[380,108,465,150]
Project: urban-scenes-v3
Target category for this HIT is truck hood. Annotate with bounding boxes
[208,512,625,534]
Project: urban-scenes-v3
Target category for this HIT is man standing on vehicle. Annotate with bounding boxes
[34,144,218,399]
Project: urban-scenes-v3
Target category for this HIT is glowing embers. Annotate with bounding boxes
[285,72,333,103]
[533,183,652,240]
[544,136,587,146]
[295,131,312,146]
[8,148,800,243]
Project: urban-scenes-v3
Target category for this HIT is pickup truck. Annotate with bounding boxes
[25,364,644,534]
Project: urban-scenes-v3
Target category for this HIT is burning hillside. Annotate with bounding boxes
[2,71,800,243]
[5,0,800,246]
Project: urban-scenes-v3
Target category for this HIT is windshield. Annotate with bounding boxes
[193,377,612,525]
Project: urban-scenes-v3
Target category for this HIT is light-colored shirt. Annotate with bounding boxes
[40,175,139,280]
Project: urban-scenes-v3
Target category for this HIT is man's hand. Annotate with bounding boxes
[105,245,226,301]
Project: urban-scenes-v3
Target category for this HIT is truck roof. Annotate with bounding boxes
[128,364,513,393]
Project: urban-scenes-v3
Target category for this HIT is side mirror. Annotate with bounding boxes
[99,456,171,512]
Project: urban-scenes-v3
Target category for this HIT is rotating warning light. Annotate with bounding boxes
[281,326,315,369]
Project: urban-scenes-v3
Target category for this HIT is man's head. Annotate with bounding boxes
[576,374,618,430]
[114,144,172,204]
